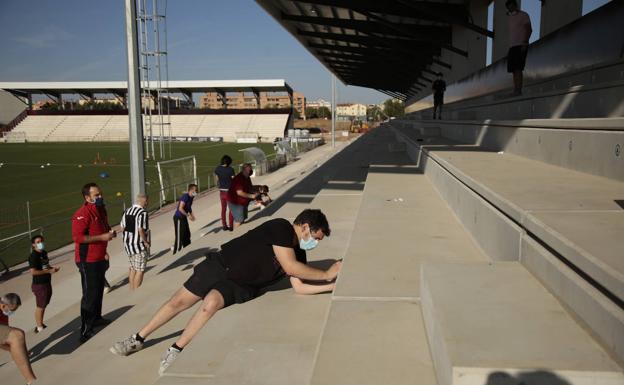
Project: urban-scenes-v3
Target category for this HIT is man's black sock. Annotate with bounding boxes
[171,343,183,352]
[135,333,145,343]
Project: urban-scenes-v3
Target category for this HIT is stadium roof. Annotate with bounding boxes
[0,79,293,97]
[256,0,494,100]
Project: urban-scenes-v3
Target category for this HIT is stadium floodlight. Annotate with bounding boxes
[156,155,197,203]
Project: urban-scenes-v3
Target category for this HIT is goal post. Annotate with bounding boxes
[156,155,197,203]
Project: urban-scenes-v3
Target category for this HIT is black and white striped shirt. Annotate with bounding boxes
[120,205,149,255]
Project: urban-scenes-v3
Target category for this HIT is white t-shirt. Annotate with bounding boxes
[508,10,531,47]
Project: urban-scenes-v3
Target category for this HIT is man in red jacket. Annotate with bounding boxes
[72,182,116,342]
[226,163,260,229]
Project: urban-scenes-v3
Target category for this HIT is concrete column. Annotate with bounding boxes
[437,0,488,83]
[540,0,581,38]
[217,91,227,109]
[493,0,521,62]
[27,94,33,110]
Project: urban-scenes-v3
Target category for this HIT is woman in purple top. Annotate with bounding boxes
[173,184,197,254]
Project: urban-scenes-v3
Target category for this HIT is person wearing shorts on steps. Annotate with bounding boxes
[28,235,60,333]
[1,293,37,384]
[120,194,150,290]
[110,209,342,376]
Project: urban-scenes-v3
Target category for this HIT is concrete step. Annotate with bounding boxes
[421,261,624,385]
[309,300,437,385]
[308,131,489,385]
[392,125,624,363]
[152,135,375,384]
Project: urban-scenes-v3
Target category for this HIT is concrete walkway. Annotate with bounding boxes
[2,126,622,385]
[0,138,352,379]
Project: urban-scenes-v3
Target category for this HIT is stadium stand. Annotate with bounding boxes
[4,112,289,143]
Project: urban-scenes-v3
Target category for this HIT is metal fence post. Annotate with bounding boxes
[26,201,32,240]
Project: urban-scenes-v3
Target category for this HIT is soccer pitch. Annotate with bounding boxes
[0,141,275,267]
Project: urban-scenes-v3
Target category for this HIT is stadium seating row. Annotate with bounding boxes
[4,114,289,142]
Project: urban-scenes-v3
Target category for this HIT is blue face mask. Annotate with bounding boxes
[2,309,14,317]
[95,197,105,207]
[36,242,45,251]
[299,232,319,251]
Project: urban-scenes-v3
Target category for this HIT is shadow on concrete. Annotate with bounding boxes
[615,200,624,210]
[149,248,171,262]
[199,218,222,231]
[142,330,184,350]
[158,247,219,275]
[485,370,571,385]
[109,265,157,291]
[30,305,133,363]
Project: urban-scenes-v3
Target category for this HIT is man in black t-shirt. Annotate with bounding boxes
[111,209,341,376]
[28,235,60,333]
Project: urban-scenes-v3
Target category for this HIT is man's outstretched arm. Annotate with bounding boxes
[273,245,342,281]
[290,277,335,295]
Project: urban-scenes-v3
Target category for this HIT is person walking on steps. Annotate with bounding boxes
[172,184,197,254]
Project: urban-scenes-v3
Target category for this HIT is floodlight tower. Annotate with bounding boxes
[137,0,172,160]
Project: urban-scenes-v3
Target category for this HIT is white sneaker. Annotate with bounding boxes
[110,334,144,356]
[158,347,181,376]
[103,286,112,294]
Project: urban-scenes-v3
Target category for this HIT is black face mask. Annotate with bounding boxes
[95,197,105,207]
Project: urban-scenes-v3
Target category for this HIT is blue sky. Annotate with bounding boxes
[0,0,612,104]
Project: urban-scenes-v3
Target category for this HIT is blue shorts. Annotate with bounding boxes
[227,202,247,223]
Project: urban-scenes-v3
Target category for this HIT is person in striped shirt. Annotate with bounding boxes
[120,195,150,290]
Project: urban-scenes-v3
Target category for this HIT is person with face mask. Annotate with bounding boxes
[71,182,116,343]
[28,235,60,333]
[173,184,198,254]
[0,293,37,384]
[226,163,260,229]
[110,209,341,376]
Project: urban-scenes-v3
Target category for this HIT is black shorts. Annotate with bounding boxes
[183,252,257,307]
[433,94,444,106]
[507,45,528,73]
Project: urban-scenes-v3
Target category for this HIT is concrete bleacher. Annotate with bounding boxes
[392,117,624,372]
[0,122,622,385]
[7,113,289,142]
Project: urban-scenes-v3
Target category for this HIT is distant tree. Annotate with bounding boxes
[305,107,318,119]
[293,109,301,119]
[317,106,331,119]
[383,99,405,118]
[40,102,60,111]
[366,105,384,121]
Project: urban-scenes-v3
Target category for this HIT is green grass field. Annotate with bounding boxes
[0,141,275,267]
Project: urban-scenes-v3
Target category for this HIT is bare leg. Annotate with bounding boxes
[35,307,45,328]
[174,289,224,348]
[138,287,200,339]
[129,268,136,291]
[6,328,36,383]
[513,71,523,93]
[135,271,144,289]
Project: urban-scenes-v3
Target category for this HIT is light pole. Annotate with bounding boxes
[331,73,336,148]
[125,0,146,197]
